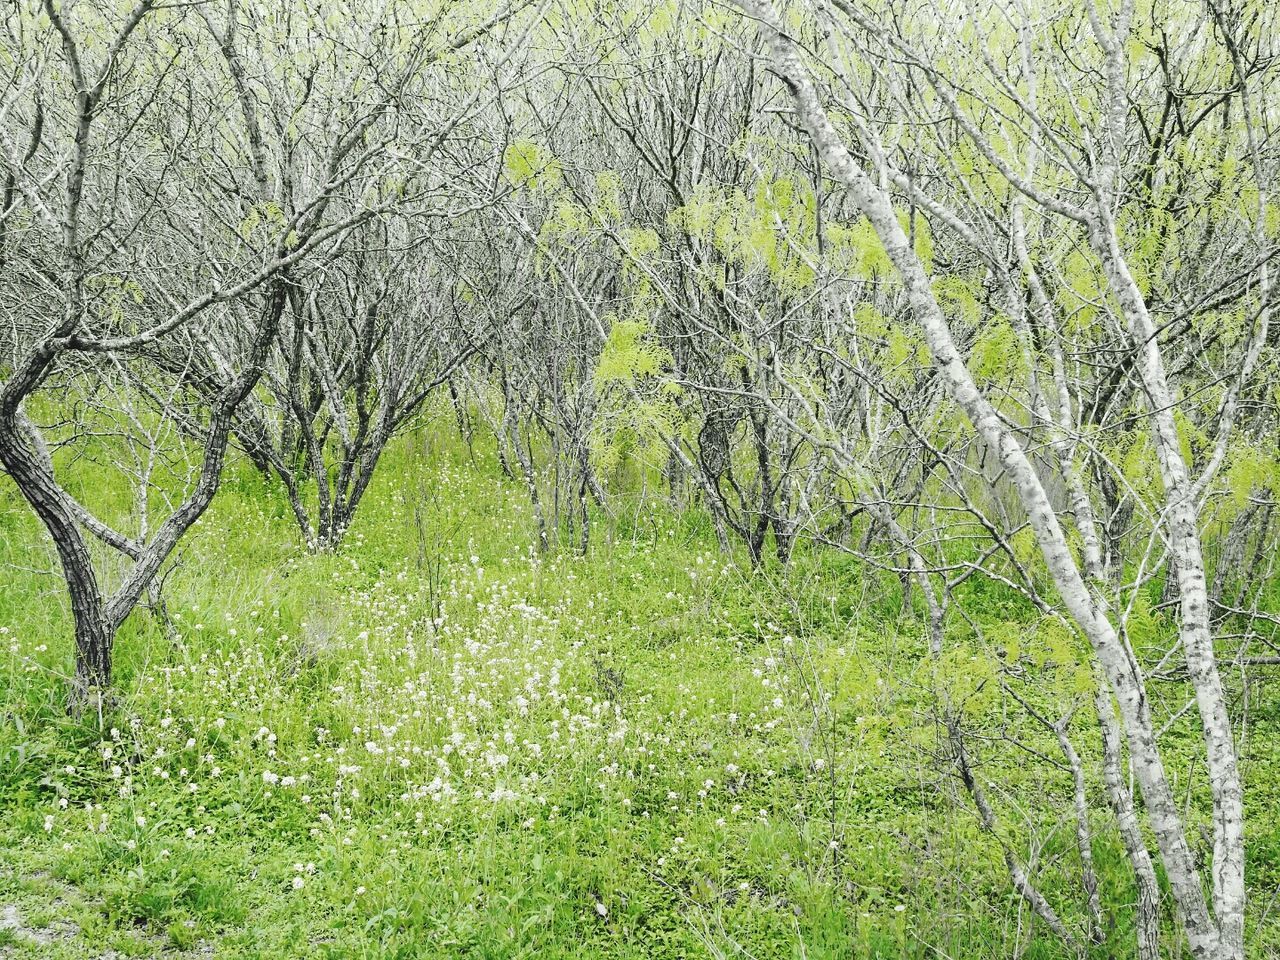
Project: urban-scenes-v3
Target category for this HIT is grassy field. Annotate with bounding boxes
[2,425,1279,959]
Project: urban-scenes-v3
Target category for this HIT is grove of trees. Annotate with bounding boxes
[3,1,1278,957]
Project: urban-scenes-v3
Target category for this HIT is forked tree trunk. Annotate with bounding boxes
[0,415,113,706]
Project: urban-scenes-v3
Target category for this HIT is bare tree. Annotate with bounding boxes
[0,0,438,705]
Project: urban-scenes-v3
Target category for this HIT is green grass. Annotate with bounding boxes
[2,426,1279,958]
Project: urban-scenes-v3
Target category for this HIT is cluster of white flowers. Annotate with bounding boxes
[22,498,868,917]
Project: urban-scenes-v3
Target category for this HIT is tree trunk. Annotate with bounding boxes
[0,415,113,708]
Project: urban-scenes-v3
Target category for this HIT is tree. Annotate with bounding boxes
[733,1,1276,956]
[0,0,431,706]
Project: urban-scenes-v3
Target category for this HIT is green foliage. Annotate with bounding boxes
[828,217,891,278]
[238,201,297,249]
[594,318,670,384]
[590,318,679,476]
[968,316,1025,386]
[668,178,817,291]
[1057,249,1103,332]
[593,170,624,222]
[1225,443,1280,512]
[503,141,563,191]
[931,643,1000,719]
[1115,430,1161,504]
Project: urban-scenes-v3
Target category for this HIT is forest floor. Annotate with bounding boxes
[2,432,1279,958]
